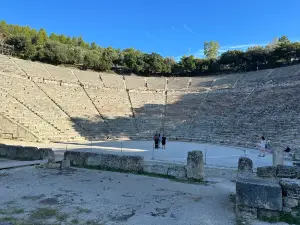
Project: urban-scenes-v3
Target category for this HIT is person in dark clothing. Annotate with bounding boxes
[154,132,159,149]
[162,134,166,149]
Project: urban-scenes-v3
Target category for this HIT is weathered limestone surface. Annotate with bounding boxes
[238,157,253,173]
[187,150,204,180]
[276,165,300,179]
[257,166,276,178]
[280,178,300,199]
[60,159,70,169]
[143,161,187,179]
[257,208,280,221]
[236,176,282,211]
[0,144,55,161]
[64,151,144,172]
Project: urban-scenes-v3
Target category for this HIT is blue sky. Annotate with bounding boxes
[2,0,300,60]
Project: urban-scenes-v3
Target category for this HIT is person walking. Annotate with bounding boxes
[162,134,166,149]
[257,136,266,157]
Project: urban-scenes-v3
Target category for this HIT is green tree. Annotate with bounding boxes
[278,35,290,44]
[204,41,220,59]
[123,48,145,74]
[5,35,36,59]
[144,53,164,74]
[0,20,9,35]
[219,50,245,70]
[180,55,196,74]
[36,28,48,45]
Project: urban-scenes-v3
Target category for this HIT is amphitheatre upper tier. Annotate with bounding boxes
[0,54,299,150]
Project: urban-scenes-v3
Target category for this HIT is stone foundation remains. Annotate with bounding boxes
[0,143,54,161]
[236,159,300,223]
[64,150,205,180]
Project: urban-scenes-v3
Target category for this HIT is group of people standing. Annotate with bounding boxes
[256,135,291,157]
[153,132,166,149]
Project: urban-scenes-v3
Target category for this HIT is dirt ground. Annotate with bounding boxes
[0,167,289,225]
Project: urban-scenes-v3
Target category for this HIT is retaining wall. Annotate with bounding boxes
[64,150,205,180]
[236,165,300,223]
[0,143,54,161]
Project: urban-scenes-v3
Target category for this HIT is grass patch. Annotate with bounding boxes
[70,218,79,224]
[0,216,18,223]
[75,206,92,214]
[0,207,25,215]
[29,207,58,220]
[56,212,69,221]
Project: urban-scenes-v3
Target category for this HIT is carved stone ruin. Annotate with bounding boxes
[238,157,253,173]
[186,150,204,180]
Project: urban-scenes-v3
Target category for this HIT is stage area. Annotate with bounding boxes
[0,139,292,168]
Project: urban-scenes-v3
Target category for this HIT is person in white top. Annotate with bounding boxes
[257,136,266,157]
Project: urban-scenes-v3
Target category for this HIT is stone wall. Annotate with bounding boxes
[64,151,144,172]
[236,165,300,223]
[0,143,54,161]
[64,150,205,180]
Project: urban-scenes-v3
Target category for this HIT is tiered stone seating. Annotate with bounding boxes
[164,91,206,137]
[100,73,125,89]
[129,91,165,136]
[212,73,241,89]
[0,74,81,140]
[86,88,137,137]
[146,77,166,90]
[44,64,78,82]
[73,70,103,87]
[188,89,250,143]
[0,55,25,76]
[167,77,189,90]
[38,83,110,137]
[189,76,216,90]
[124,76,145,90]
[0,88,58,140]
[13,58,53,79]
[231,84,300,149]
[235,70,272,89]
[268,65,300,84]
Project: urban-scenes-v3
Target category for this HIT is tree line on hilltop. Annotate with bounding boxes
[1,20,300,77]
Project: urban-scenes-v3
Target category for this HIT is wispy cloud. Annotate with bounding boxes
[183,24,198,35]
[146,32,159,41]
[172,26,180,32]
[173,42,268,62]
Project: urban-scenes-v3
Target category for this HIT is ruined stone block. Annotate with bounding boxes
[6,145,23,159]
[167,165,187,179]
[17,146,40,160]
[64,151,87,166]
[187,150,204,180]
[39,148,55,160]
[236,177,282,211]
[283,197,299,208]
[238,157,253,173]
[257,166,276,178]
[60,159,70,169]
[236,205,257,220]
[143,163,169,175]
[0,144,7,157]
[257,208,280,221]
[280,178,300,199]
[276,165,300,179]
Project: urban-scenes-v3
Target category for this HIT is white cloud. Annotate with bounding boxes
[183,24,198,35]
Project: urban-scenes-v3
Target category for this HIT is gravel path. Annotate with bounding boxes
[0,167,290,225]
